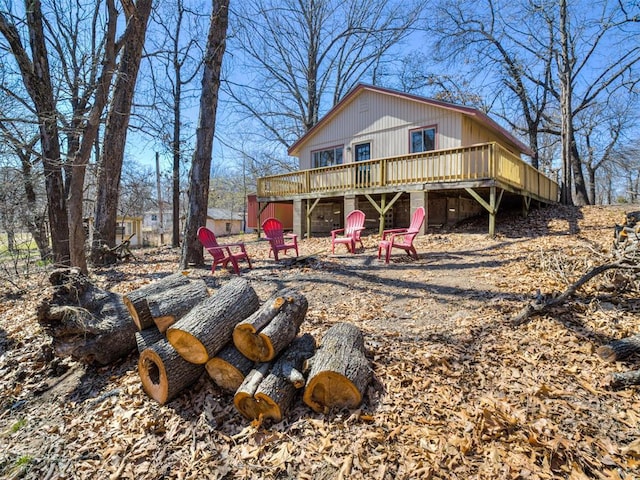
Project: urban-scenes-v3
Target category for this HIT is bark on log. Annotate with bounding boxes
[608,370,640,389]
[123,271,191,330]
[597,334,640,362]
[303,323,371,414]
[233,288,308,362]
[166,277,260,364]
[138,338,204,405]
[205,343,254,392]
[36,268,137,365]
[135,327,164,353]
[234,333,316,422]
[147,280,209,333]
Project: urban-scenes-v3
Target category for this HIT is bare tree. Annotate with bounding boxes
[226,0,424,158]
[180,0,230,268]
[0,1,69,265]
[92,0,153,264]
[140,0,207,247]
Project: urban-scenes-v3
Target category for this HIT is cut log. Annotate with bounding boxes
[36,268,137,365]
[205,344,254,392]
[123,271,191,330]
[166,277,260,364]
[303,323,371,414]
[138,338,204,405]
[608,370,640,389]
[233,288,308,362]
[597,334,640,362]
[147,280,210,333]
[135,327,164,353]
[234,334,316,423]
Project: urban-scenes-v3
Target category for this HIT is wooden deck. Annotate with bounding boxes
[257,142,558,204]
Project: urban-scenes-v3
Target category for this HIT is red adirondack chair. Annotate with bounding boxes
[262,217,298,261]
[197,226,252,274]
[331,209,366,254]
[378,206,425,263]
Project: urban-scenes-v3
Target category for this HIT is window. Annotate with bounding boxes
[312,146,343,168]
[410,127,436,153]
[151,214,157,221]
[225,222,231,233]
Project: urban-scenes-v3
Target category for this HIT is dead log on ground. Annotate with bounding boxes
[138,338,204,404]
[123,271,191,330]
[608,370,640,389]
[597,334,640,362]
[37,268,137,365]
[147,280,209,332]
[233,288,308,362]
[303,323,371,414]
[205,344,254,392]
[234,333,315,422]
[167,277,260,364]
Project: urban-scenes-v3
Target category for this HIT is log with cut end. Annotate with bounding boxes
[205,344,254,392]
[233,288,308,362]
[135,327,164,353]
[147,280,209,333]
[138,338,204,405]
[234,333,316,422]
[597,334,640,362]
[166,277,260,364]
[303,323,371,414]
[124,271,192,330]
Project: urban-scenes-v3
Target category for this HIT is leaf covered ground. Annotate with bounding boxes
[0,204,639,479]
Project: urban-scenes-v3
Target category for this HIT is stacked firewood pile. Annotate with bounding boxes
[126,274,372,422]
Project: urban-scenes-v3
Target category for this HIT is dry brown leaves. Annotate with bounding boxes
[1,205,639,479]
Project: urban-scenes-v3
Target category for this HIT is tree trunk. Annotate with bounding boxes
[179,0,229,268]
[597,334,640,362]
[138,337,204,405]
[123,271,192,330]
[303,323,371,414]
[147,279,210,332]
[92,0,153,263]
[205,343,254,392]
[166,277,259,364]
[234,333,316,423]
[233,288,308,362]
[36,268,136,365]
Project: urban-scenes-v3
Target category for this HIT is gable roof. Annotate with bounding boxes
[207,208,243,221]
[288,83,533,157]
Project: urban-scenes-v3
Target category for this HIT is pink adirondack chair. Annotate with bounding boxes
[331,210,366,254]
[197,226,252,274]
[378,207,425,263]
[262,217,298,261]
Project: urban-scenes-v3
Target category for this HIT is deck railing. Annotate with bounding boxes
[257,142,559,202]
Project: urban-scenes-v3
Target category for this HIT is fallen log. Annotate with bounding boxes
[166,277,260,364]
[233,288,308,362]
[37,268,137,365]
[147,280,209,333]
[597,334,640,362]
[138,338,204,405]
[608,370,640,389]
[205,344,254,392]
[234,333,316,422]
[303,323,371,414]
[123,271,191,330]
[135,327,164,353]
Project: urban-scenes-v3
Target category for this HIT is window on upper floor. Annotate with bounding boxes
[312,146,343,168]
[410,126,436,153]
